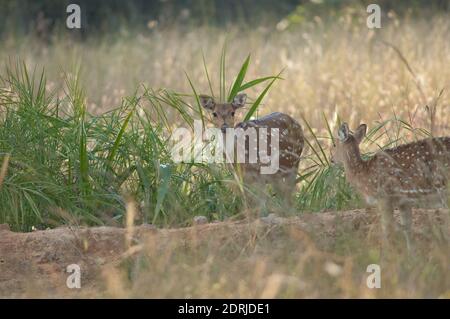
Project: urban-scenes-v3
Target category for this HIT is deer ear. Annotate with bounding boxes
[199,95,215,110]
[232,93,247,109]
[354,124,367,144]
[338,123,350,142]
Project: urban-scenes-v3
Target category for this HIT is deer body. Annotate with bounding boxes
[332,123,450,251]
[200,94,304,203]
[343,137,450,206]
[234,111,304,183]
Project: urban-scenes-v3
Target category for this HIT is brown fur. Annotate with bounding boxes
[200,94,304,203]
[331,122,450,252]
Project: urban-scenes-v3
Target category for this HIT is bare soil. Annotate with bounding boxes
[0,208,448,298]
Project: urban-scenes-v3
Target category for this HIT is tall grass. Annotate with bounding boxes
[0,57,440,231]
[1,9,450,231]
[0,53,285,231]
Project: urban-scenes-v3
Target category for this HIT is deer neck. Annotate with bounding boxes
[221,130,235,164]
[342,144,365,175]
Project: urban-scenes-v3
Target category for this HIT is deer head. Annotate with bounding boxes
[330,123,367,167]
[199,93,247,133]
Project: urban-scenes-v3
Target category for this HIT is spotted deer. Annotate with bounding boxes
[199,93,304,203]
[331,122,450,251]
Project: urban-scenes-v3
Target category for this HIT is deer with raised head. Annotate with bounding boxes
[199,93,304,204]
[331,122,450,251]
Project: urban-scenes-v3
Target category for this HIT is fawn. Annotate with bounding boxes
[331,122,450,251]
[199,93,304,203]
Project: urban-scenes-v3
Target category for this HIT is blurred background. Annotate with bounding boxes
[1,0,450,120]
[1,0,450,35]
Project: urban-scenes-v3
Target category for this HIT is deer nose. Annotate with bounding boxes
[221,124,228,133]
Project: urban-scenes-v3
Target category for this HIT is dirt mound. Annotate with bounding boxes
[0,208,448,298]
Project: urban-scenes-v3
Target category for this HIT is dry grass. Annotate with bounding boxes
[2,14,450,133]
[0,9,449,298]
[1,208,448,298]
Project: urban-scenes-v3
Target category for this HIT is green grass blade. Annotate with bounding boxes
[302,115,329,166]
[227,54,250,102]
[106,104,136,165]
[239,76,283,91]
[79,114,89,193]
[323,112,335,146]
[153,164,171,224]
[219,40,227,102]
[185,72,205,129]
[243,70,282,122]
[202,50,215,99]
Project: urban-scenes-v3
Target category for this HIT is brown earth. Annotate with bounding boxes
[0,208,448,298]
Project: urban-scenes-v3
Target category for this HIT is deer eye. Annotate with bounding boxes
[212,112,217,117]
[231,112,235,116]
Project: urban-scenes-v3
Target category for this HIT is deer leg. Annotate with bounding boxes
[378,199,395,250]
[284,173,297,207]
[438,188,449,209]
[270,172,296,209]
[398,202,413,254]
[243,172,269,217]
[271,180,292,209]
